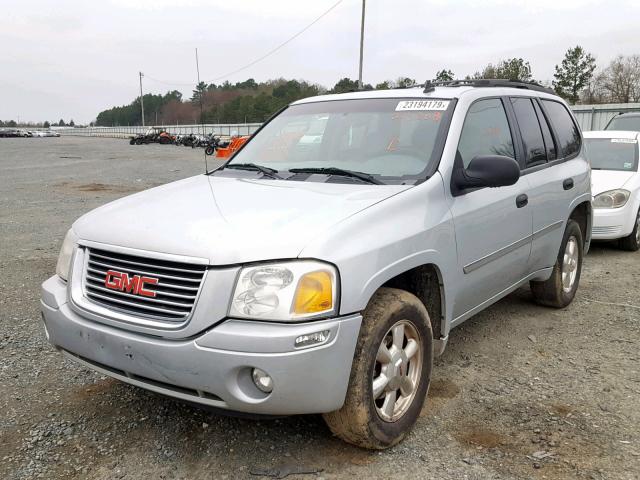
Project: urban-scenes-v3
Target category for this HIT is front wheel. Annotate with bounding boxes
[323,287,433,449]
[530,219,583,308]
[205,146,215,156]
[619,209,640,252]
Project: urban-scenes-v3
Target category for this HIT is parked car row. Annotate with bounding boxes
[0,128,60,137]
[41,79,640,451]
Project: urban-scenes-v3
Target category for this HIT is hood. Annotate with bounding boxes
[73,175,409,265]
[591,169,636,196]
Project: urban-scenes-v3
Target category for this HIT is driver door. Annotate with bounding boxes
[448,98,532,320]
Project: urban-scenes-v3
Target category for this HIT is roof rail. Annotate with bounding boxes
[421,78,554,95]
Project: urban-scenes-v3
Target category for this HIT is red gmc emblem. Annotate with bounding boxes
[104,270,158,298]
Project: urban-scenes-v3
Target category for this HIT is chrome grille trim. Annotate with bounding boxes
[88,251,204,274]
[87,260,202,282]
[82,247,207,322]
[592,225,621,235]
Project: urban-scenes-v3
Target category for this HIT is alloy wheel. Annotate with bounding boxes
[562,236,579,293]
[372,320,423,422]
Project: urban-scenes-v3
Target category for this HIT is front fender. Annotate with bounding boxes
[299,175,458,336]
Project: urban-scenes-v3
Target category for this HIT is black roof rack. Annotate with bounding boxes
[421,78,554,95]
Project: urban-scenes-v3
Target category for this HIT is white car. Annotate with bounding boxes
[584,130,640,250]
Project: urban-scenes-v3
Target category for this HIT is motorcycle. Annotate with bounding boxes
[204,135,222,156]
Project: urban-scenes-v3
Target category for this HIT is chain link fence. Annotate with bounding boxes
[55,123,263,138]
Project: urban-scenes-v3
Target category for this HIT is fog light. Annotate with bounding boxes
[294,330,330,349]
[251,368,273,394]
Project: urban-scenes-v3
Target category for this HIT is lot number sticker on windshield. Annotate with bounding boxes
[611,138,637,144]
[395,100,450,111]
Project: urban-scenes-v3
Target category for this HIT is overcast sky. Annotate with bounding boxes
[1,0,638,124]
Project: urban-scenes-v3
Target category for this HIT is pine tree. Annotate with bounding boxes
[435,69,454,82]
[553,46,596,104]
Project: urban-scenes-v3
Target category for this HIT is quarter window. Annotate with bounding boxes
[458,99,515,168]
[542,100,581,158]
[511,97,547,167]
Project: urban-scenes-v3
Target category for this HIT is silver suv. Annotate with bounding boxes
[41,79,592,449]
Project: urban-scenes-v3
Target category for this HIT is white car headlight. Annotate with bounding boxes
[55,229,79,281]
[229,260,338,321]
[593,189,630,209]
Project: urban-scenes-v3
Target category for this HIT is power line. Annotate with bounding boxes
[143,0,344,88]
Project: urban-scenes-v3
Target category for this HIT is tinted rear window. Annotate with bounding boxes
[542,100,581,158]
[606,115,640,131]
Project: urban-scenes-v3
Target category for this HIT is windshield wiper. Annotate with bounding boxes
[288,167,383,185]
[223,163,281,179]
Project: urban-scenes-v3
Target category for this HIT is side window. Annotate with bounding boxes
[533,100,557,161]
[541,100,581,158]
[511,97,546,167]
[458,98,515,168]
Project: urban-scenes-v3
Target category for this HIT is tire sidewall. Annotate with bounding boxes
[360,296,433,447]
[557,220,584,305]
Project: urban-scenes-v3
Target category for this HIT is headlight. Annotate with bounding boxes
[229,260,338,321]
[55,229,78,281]
[593,189,630,209]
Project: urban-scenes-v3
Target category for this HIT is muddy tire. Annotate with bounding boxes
[619,209,640,252]
[530,219,583,308]
[322,287,433,449]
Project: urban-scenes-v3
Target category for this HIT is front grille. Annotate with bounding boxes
[593,225,621,235]
[83,247,206,321]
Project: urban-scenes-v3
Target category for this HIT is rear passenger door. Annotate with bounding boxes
[510,97,583,272]
[449,98,532,320]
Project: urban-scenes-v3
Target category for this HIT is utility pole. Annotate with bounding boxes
[358,0,366,90]
[195,47,207,173]
[139,72,145,127]
[195,48,204,126]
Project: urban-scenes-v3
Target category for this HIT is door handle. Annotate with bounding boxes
[563,178,574,190]
[516,194,528,208]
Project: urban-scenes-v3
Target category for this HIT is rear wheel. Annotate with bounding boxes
[619,209,640,252]
[323,288,433,449]
[530,219,583,308]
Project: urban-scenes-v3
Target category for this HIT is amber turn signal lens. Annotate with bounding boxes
[293,270,333,315]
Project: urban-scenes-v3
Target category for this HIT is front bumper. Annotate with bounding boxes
[592,202,637,240]
[41,275,361,415]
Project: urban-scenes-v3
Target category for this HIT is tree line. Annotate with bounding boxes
[88,48,640,127]
[0,119,77,129]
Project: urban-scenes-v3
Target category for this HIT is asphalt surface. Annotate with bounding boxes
[1,137,639,480]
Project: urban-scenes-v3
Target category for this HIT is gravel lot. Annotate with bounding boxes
[1,137,639,480]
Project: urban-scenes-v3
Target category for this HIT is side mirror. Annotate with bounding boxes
[453,155,520,192]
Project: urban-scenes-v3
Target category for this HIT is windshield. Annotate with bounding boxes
[225,98,453,184]
[605,115,640,131]
[585,138,638,171]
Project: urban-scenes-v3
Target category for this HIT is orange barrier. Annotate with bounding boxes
[215,136,250,159]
